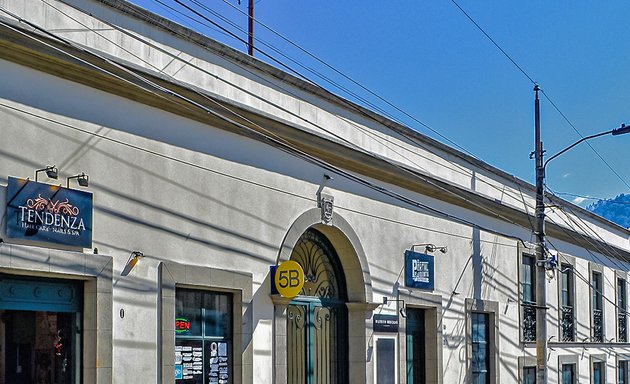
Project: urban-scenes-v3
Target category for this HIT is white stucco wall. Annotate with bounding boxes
[1,0,625,250]
[0,1,629,383]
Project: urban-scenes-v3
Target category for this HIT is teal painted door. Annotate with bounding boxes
[286,228,349,384]
[287,299,347,384]
[0,275,82,384]
[406,308,426,384]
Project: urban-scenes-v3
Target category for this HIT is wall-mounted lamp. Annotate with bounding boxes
[66,172,89,188]
[121,251,144,276]
[382,296,407,318]
[410,243,448,254]
[35,165,58,181]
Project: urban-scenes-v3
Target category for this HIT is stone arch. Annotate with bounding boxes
[276,208,373,304]
[273,208,377,384]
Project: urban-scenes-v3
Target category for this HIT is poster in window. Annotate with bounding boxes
[206,340,230,384]
[175,340,204,383]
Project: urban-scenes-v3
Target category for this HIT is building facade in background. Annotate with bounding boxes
[0,1,629,383]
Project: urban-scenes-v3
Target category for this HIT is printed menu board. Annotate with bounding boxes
[175,340,204,383]
[175,340,230,384]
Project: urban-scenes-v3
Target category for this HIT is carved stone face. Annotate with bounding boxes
[322,199,333,224]
[319,194,334,225]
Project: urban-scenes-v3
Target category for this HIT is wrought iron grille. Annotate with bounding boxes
[522,303,536,342]
[290,229,346,299]
[561,306,574,341]
[592,309,603,342]
[286,229,349,384]
[619,312,628,343]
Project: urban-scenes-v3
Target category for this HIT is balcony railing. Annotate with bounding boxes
[561,306,574,342]
[592,309,603,343]
[619,312,627,343]
[522,303,536,342]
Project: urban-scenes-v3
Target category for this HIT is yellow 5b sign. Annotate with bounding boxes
[274,260,305,298]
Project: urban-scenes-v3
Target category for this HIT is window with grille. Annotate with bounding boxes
[618,278,627,343]
[560,265,574,341]
[521,254,536,341]
[592,272,603,343]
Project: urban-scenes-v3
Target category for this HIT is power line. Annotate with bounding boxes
[42,0,481,201]
[0,11,527,246]
[144,2,549,233]
[152,0,234,39]
[540,89,630,191]
[450,0,630,192]
[449,0,536,85]
[11,2,629,274]
[170,0,480,161]
[41,0,533,232]
[551,190,630,205]
[42,1,628,262]
[163,0,316,84]
[114,0,538,219]
[4,0,630,337]
[0,101,518,249]
[215,0,480,158]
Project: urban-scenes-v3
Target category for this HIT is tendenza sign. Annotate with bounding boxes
[6,177,93,247]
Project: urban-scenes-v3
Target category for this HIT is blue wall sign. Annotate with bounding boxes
[6,177,93,248]
[404,250,434,290]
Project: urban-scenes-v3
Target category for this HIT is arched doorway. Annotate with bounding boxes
[286,228,348,384]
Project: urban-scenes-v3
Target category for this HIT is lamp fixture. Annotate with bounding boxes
[382,296,407,318]
[410,243,448,254]
[66,172,89,188]
[121,251,144,276]
[35,165,58,181]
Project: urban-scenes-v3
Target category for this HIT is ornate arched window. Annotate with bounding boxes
[290,228,347,300]
[286,228,348,384]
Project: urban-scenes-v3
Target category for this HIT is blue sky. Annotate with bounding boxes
[129,0,630,205]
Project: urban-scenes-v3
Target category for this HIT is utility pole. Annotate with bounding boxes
[532,85,630,383]
[247,0,254,56]
[534,84,548,384]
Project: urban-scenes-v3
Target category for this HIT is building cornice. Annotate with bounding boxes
[0,19,628,261]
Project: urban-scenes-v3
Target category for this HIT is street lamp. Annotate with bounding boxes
[533,84,630,383]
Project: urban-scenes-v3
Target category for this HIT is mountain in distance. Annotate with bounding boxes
[587,193,630,228]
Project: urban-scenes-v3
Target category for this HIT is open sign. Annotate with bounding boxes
[175,318,191,334]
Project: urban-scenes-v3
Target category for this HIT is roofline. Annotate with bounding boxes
[38,0,630,236]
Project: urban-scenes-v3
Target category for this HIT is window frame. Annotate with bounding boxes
[174,288,234,383]
[619,359,629,384]
[159,261,253,384]
[590,263,605,343]
[558,355,579,384]
[519,247,537,343]
[590,354,607,384]
[373,334,398,384]
[518,356,537,384]
[618,274,628,343]
[471,312,490,384]
[558,259,576,342]
[466,299,499,384]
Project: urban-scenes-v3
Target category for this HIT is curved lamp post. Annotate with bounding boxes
[533,84,630,383]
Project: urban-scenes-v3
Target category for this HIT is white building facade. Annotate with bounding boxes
[0,1,629,383]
